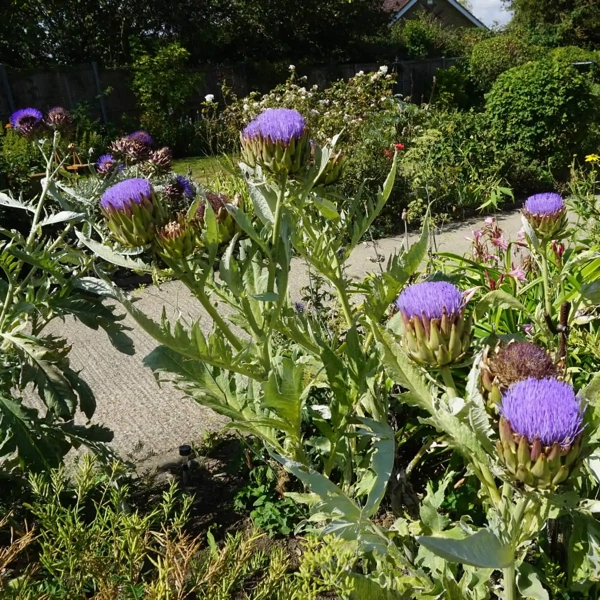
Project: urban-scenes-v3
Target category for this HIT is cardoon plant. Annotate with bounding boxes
[240,108,310,175]
[100,178,159,247]
[46,106,73,134]
[396,281,470,369]
[9,108,43,137]
[523,192,567,242]
[128,130,154,147]
[497,377,585,488]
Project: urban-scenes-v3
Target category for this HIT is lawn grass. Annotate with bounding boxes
[172,155,232,183]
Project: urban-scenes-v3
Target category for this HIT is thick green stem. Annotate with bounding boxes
[266,174,288,295]
[197,292,243,352]
[503,564,517,600]
[440,367,458,398]
[332,277,354,329]
[540,243,553,318]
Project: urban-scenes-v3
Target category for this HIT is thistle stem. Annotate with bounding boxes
[440,367,458,398]
[503,564,516,600]
[540,243,553,318]
[197,291,243,352]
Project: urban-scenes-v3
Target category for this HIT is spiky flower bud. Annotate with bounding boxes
[156,216,197,260]
[241,108,310,176]
[109,137,151,164]
[480,341,558,410]
[96,154,123,177]
[523,193,567,242]
[46,106,73,134]
[146,146,172,175]
[100,178,159,247]
[497,378,585,489]
[195,191,242,246]
[9,108,43,137]
[396,281,470,367]
[315,149,346,187]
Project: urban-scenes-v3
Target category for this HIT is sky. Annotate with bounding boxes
[469,0,513,27]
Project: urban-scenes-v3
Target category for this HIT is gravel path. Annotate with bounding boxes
[52,210,524,464]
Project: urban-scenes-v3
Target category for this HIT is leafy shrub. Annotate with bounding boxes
[430,63,477,109]
[486,59,600,183]
[469,34,543,92]
[0,128,43,196]
[549,45,600,65]
[390,11,485,59]
[131,42,202,153]
[401,108,512,218]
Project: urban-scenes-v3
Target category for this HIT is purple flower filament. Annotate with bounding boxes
[127,130,154,147]
[100,178,153,212]
[524,193,564,216]
[499,378,584,447]
[9,108,43,131]
[396,281,463,320]
[242,108,306,144]
[175,175,195,199]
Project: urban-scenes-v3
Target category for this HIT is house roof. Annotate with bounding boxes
[388,0,487,28]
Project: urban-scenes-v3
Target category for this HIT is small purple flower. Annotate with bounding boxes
[127,130,154,147]
[242,108,306,144]
[175,175,195,199]
[9,108,43,135]
[396,281,463,320]
[524,193,564,216]
[100,178,153,212]
[499,378,585,447]
[96,154,123,176]
[293,301,306,314]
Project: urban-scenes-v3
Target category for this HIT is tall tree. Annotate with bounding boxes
[505,0,600,47]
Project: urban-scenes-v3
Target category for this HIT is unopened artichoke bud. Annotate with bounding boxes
[480,341,558,411]
[156,216,197,260]
[395,281,471,367]
[146,146,172,175]
[240,108,311,176]
[315,149,346,187]
[46,106,73,135]
[96,154,123,177]
[497,378,585,489]
[100,178,159,247]
[522,193,567,242]
[9,108,44,138]
[195,191,242,246]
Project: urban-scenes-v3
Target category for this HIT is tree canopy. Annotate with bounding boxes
[0,0,389,68]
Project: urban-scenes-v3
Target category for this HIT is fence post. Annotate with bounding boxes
[0,64,15,114]
[91,62,108,124]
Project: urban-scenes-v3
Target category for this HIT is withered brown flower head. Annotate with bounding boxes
[490,341,557,387]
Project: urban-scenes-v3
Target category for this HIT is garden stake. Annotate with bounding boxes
[179,444,192,486]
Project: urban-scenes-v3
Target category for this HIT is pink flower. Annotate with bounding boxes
[472,230,483,242]
[508,264,526,282]
[395,143,405,151]
[484,253,500,263]
[521,323,534,337]
[491,236,508,251]
[484,217,495,226]
[516,230,527,247]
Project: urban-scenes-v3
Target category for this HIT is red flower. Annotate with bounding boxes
[395,143,405,151]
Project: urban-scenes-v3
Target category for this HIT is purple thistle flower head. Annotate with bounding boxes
[396,281,463,320]
[499,378,585,447]
[524,193,564,216]
[242,108,306,144]
[127,130,154,147]
[9,108,43,134]
[175,175,195,199]
[96,154,123,176]
[100,178,153,212]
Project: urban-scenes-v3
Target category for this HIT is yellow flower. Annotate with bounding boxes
[585,153,600,163]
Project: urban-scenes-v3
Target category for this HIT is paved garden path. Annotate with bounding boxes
[53,210,524,466]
